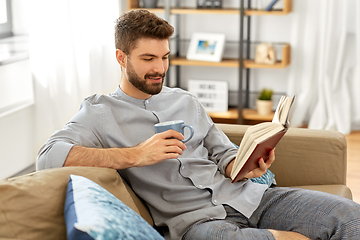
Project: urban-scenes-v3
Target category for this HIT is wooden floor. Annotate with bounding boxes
[345,130,360,203]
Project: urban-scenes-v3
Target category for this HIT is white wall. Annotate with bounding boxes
[0,0,32,179]
[0,59,34,179]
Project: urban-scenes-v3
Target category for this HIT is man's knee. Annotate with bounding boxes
[320,195,360,239]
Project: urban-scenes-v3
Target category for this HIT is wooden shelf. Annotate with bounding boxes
[245,9,289,15]
[170,57,238,67]
[130,8,166,13]
[208,108,274,124]
[208,108,238,121]
[242,109,274,121]
[171,8,239,15]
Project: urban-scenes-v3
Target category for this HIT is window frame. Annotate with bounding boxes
[0,0,13,39]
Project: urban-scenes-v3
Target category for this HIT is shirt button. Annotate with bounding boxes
[145,100,149,104]
[181,166,185,169]
[213,199,217,204]
[198,184,203,188]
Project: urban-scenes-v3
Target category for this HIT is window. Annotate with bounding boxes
[0,0,12,38]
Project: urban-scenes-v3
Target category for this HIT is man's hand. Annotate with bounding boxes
[64,130,187,169]
[226,149,275,182]
[131,130,187,167]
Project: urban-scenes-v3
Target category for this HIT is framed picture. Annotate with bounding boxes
[186,33,226,62]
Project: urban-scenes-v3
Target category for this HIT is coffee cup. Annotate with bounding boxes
[154,120,194,143]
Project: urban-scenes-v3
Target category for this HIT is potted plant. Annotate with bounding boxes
[256,88,273,115]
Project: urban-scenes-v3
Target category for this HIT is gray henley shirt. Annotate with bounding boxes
[37,86,268,240]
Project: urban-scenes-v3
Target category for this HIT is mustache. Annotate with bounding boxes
[145,72,165,79]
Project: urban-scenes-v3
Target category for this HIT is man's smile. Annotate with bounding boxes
[148,76,163,83]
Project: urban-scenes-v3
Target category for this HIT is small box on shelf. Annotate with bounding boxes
[197,0,223,9]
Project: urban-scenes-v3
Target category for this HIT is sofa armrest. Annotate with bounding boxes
[0,167,153,240]
[216,124,347,187]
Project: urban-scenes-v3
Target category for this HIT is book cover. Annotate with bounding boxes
[231,129,287,182]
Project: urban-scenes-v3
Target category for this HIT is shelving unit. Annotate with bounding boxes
[127,0,292,124]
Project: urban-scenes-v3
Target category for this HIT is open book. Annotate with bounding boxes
[230,95,295,183]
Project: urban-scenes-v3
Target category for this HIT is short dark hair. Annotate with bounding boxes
[115,9,174,55]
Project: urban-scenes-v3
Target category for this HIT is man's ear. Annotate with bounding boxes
[116,49,127,68]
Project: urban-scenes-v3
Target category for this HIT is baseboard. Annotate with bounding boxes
[10,163,36,178]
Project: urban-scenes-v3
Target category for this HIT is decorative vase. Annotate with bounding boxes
[256,99,273,115]
[142,0,158,8]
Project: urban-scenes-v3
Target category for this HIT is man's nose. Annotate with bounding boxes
[153,59,166,73]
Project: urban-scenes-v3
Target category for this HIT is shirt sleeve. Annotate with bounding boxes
[36,97,105,170]
[204,124,238,175]
[194,100,238,175]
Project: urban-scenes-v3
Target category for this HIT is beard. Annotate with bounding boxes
[126,60,165,96]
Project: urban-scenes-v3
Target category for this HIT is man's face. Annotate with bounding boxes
[121,38,170,99]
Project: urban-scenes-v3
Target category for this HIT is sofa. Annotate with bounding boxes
[0,123,352,239]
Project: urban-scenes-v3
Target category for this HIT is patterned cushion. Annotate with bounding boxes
[64,174,165,240]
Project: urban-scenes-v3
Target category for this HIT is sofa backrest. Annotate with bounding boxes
[217,123,347,187]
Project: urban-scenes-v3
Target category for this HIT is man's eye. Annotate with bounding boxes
[144,58,152,61]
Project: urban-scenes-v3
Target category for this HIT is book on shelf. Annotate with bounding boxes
[230,95,295,183]
[265,0,279,11]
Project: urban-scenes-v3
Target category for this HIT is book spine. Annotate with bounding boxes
[265,0,279,11]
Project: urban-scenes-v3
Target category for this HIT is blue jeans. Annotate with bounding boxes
[183,187,360,240]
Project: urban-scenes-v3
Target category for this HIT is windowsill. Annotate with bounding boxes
[0,99,34,118]
[0,35,29,66]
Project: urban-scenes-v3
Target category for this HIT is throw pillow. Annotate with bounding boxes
[232,143,276,187]
[64,174,165,240]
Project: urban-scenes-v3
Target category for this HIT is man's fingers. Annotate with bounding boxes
[266,149,275,165]
[159,129,184,141]
[157,130,187,151]
[165,145,184,155]
[164,138,187,150]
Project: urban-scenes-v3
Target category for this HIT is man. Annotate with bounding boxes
[37,9,360,240]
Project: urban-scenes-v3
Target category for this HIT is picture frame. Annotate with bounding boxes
[186,33,226,62]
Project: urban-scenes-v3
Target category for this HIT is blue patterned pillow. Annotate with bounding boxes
[64,174,165,240]
[232,143,276,187]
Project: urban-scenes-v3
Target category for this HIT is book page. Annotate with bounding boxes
[237,122,273,154]
[279,97,294,125]
[272,96,285,124]
[272,95,295,126]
